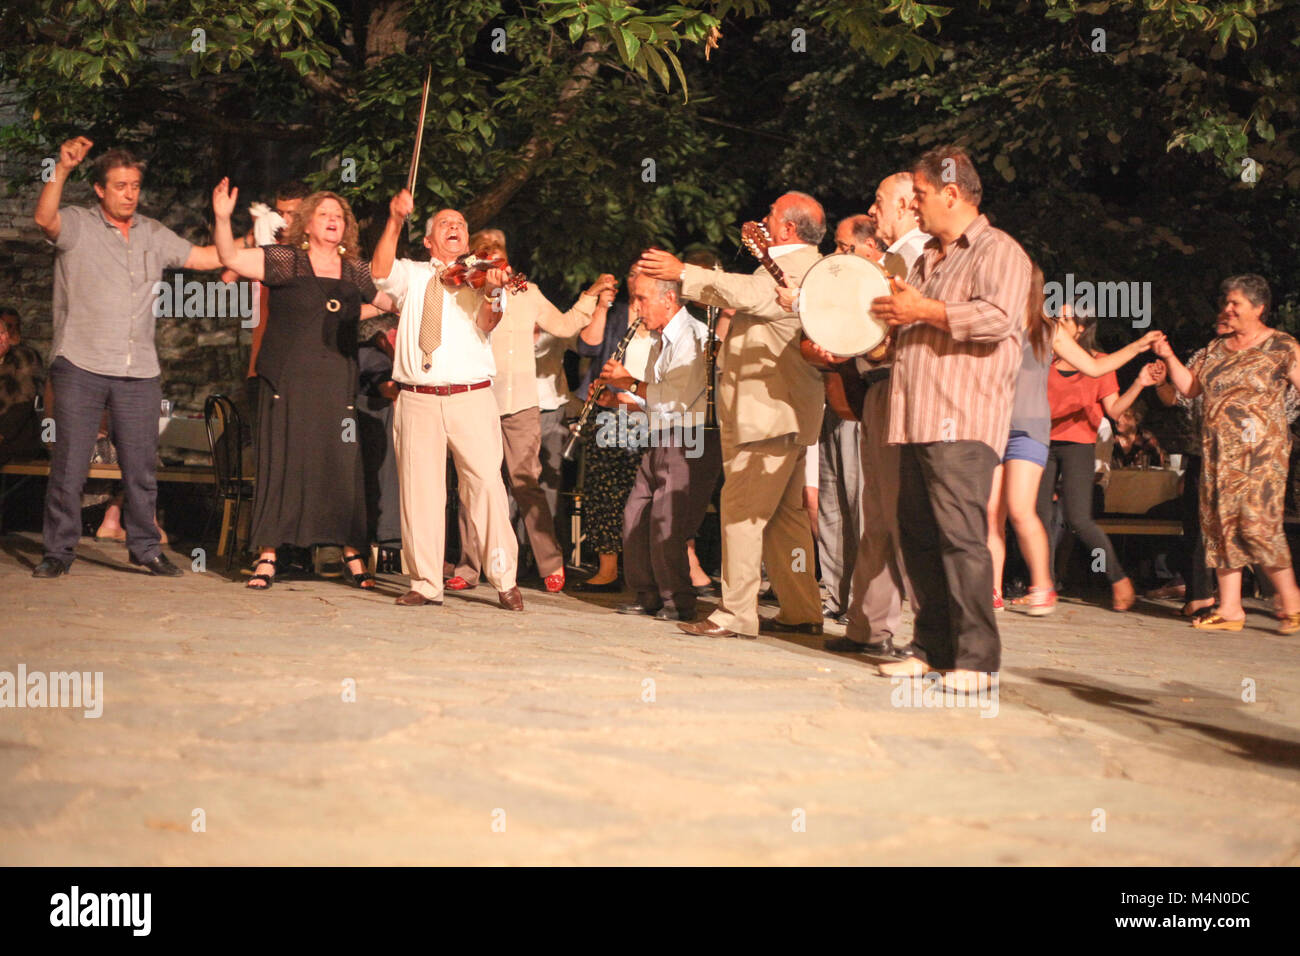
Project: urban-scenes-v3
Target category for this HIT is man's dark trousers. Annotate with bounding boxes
[896,440,1001,672]
[623,438,695,614]
[44,357,162,566]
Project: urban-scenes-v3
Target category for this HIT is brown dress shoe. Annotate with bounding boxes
[677,620,753,639]
[396,590,441,606]
[759,618,823,635]
[498,586,524,611]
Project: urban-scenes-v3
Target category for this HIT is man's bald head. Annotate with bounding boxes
[766,191,826,247]
[868,172,919,246]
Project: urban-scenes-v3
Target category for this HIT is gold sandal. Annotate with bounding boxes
[1191,611,1244,631]
[1278,613,1300,635]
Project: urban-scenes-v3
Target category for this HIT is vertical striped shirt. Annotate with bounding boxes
[887,214,1030,456]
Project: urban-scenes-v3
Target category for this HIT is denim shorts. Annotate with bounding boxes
[1003,429,1048,467]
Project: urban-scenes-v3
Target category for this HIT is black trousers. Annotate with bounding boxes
[897,441,1001,672]
[1036,440,1125,585]
[1179,454,1211,601]
[622,440,695,612]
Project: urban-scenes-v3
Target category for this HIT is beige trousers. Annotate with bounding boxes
[709,434,822,636]
[392,388,517,601]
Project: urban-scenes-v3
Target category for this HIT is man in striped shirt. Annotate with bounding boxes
[868,146,1031,692]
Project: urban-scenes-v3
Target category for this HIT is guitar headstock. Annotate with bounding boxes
[740,220,784,285]
[741,221,772,260]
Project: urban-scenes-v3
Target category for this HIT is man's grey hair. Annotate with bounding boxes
[783,191,827,245]
[641,274,681,302]
[1220,274,1271,316]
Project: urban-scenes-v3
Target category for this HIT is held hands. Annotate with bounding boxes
[585,274,618,300]
[212,177,238,219]
[1134,330,1167,353]
[1136,361,1167,387]
[389,189,414,222]
[637,248,684,282]
[1151,334,1175,360]
[58,136,94,173]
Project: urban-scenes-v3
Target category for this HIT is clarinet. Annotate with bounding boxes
[704,302,720,430]
[562,311,645,461]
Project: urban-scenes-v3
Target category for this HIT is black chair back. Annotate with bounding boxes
[203,394,246,499]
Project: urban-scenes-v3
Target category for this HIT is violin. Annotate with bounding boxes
[441,253,529,294]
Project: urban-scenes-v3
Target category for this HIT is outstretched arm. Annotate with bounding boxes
[1055,329,1164,377]
[211,178,264,279]
[372,189,411,281]
[1153,335,1200,398]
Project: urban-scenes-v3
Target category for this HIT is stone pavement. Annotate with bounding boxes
[2,532,1298,866]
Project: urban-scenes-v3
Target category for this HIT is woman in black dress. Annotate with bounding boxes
[213,180,389,589]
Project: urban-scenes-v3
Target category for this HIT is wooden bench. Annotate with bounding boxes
[1,461,214,484]
[1095,516,1183,536]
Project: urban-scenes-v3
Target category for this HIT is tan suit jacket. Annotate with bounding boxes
[681,245,824,446]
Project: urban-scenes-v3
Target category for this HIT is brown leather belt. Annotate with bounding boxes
[396,380,491,396]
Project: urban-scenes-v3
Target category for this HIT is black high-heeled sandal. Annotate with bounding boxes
[342,552,376,589]
[247,557,277,590]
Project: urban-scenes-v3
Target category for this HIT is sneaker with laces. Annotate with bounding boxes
[1025,587,1057,617]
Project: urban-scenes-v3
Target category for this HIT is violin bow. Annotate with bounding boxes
[406,63,433,195]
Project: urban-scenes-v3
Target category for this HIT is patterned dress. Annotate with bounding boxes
[1194,330,1297,569]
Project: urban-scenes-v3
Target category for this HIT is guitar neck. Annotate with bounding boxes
[758,255,785,287]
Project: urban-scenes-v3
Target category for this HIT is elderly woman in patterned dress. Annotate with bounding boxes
[1156,274,1300,633]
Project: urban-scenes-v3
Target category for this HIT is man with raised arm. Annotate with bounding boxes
[31,136,223,579]
[370,189,524,611]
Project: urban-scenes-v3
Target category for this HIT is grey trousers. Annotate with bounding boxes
[623,440,695,612]
[817,411,861,614]
[44,357,162,565]
[845,380,913,645]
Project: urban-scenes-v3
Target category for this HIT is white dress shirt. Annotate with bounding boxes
[628,307,709,431]
[534,330,573,412]
[374,256,498,386]
[888,227,931,277]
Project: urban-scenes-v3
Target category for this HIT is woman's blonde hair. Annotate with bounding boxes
[282,191,362,259]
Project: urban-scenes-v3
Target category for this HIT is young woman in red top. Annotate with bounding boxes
[1036,304,1162,610]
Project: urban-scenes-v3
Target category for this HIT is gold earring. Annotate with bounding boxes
[301,238,309,250]
[337,244,346,256]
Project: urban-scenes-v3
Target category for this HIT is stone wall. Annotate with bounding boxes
[0,141,248,414]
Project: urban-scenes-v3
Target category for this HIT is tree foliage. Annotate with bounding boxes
[1,0,1294,324]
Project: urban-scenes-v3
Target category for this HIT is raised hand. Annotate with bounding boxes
[389,189,414,222]
[585,273,618,300]
[1151,334,1175,360]
[637,248,684,281]
[58,136,94,172]
[212,177,238,219]
[1135,330,1166,352]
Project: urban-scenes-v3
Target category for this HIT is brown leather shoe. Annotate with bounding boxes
[396,590,441,606]
[677,620,752,639]
[759,618,823,635]
[498,586,524,611]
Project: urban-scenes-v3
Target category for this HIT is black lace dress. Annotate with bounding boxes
[249,245,379,551]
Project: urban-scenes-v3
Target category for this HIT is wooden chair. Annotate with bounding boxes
[203,395,252,571]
